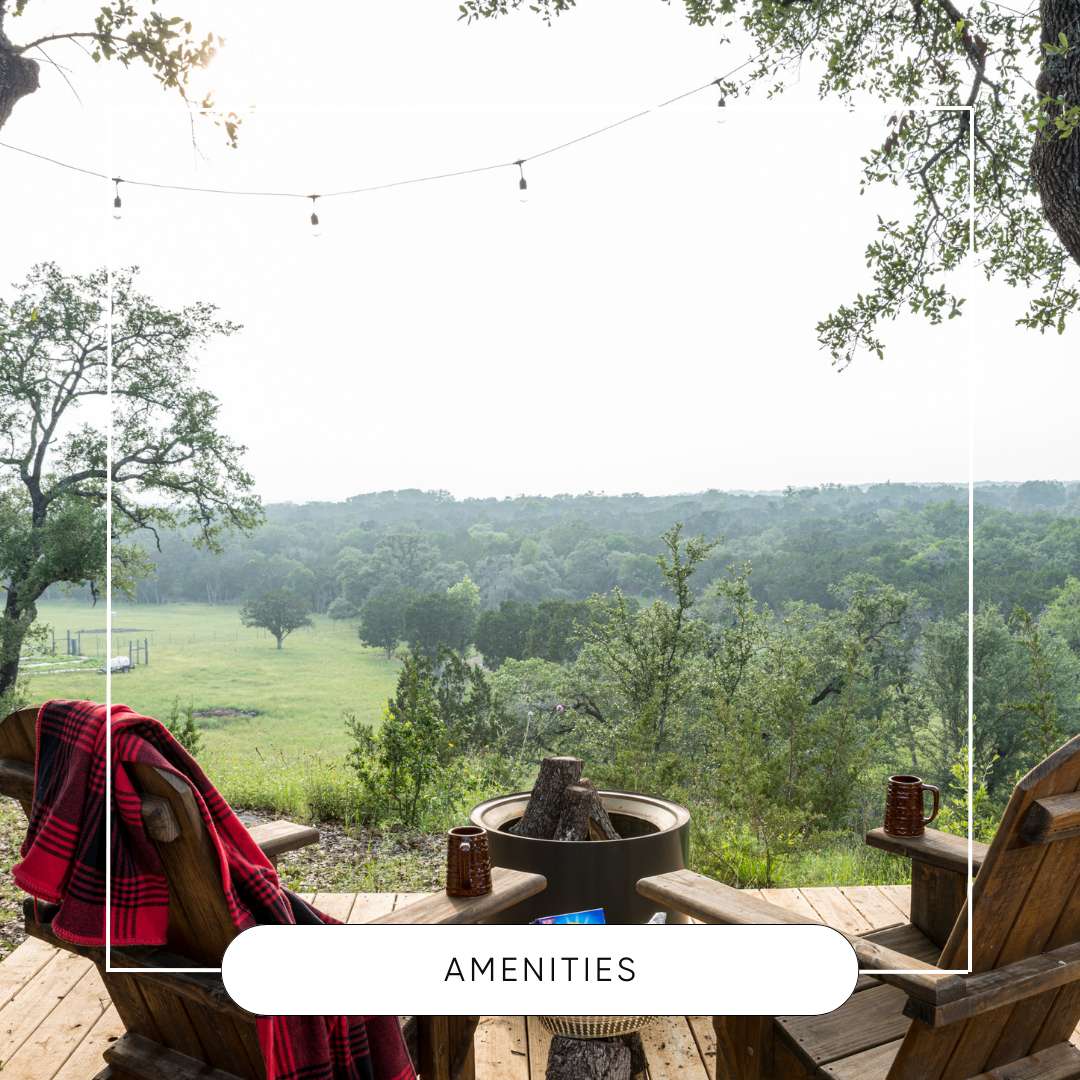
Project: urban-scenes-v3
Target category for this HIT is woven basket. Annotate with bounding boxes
[539,1015,658,1039]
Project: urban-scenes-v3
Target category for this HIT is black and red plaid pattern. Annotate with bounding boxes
[13,700,415,1080]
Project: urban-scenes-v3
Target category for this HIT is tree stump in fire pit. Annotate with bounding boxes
[510,756,583,838]
[579,775,620,840]
[510,756,625,842]
[554,783,594,841]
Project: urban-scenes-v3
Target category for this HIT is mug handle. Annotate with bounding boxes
[922,784,939,826]
[459,840,472,891]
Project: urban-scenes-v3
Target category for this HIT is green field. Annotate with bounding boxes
[24,601,400,758]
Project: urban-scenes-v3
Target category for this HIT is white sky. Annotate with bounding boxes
[1,0,1070,501]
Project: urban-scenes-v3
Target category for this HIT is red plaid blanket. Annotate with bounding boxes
[13,699,415,1080]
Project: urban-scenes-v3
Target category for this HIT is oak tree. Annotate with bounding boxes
[458,0,1080,365]
[239,587,313,649]
[0,262,260,700]
[0,0,237,142]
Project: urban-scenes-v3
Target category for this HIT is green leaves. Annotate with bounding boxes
[452,0,1079,362]
[1042,31,1073,57]
[0,262,261,694]
[8,3,235,146]
[239,588,313,648]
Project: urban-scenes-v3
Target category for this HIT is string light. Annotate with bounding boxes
[1,52,767,220]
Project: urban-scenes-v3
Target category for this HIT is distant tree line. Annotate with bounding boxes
[54,482,1080,631]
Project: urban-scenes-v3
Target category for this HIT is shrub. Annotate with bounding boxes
[165,696,203,757]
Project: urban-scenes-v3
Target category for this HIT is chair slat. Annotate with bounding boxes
[1030,982,1080,1057]
[982,988,1059,1072]
[885,1020,964,1080]
[126,762,237,966]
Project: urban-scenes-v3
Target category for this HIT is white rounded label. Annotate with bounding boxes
[222,923,857,1015]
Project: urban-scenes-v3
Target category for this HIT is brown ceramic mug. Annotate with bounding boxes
[446,825,492,898]
[884,774,940,837]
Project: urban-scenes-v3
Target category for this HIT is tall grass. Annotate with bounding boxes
[201,744,509,837]
[203,750,913,892]
[686,810,912,890]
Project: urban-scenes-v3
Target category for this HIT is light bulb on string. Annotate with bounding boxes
[309,195,321,236]
[515,160,528,203]
[112,178,123,220]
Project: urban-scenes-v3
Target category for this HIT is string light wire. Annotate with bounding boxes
[0,49,770,208]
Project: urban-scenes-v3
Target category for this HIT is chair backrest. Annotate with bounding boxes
[0,705,267,1080]
[0,705,239,966]
[887,733,1080,1080]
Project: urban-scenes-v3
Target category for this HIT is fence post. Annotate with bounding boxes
[145,638,149,667]
[128,641,132,667]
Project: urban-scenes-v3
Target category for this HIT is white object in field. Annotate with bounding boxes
[108,655,132,673]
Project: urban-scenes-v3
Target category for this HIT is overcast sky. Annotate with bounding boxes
[1,0,1070,501]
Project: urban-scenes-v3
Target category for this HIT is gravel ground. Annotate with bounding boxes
[0,797,446,961]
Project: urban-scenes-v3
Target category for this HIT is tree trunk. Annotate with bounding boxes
[0,34,39,131]
[276,634,283,649]
[579,776,621,840]
[510,756,583,838]
[553,784,593,842]
[1031,0,1080,265]
[0,591,35,702]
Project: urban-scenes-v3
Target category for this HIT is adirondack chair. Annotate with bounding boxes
[0,705,547,1080]
[638,732,1080,1080]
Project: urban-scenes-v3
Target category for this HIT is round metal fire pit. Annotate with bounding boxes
[469,789,691,924]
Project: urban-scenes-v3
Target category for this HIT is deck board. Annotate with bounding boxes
[840,886,907,931]
[0,949,98,1066]
[474,1016,529,1080]
[687,1015,719,1080]
[50,1004,125,1080]
[0,963,110,1080]
[640,1015,711,1079]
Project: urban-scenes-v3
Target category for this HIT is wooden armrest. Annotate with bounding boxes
[370,867,546,924]
[637,870,966,1006]
[904,939,1080,1028]
[0,758,34,803]
[638,869,809,925]
[865,827,987,875]
[1021,790,1080,844]
[246,820,321,859]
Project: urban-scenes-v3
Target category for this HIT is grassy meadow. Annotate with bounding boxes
[18,601,915,890]
[25,601,399,758]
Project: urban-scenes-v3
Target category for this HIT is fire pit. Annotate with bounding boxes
[469,789,691,924]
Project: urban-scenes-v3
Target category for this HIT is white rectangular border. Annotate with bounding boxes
[101,101,979,979]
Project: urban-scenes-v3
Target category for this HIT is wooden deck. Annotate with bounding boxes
[0,882,1068,1080]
